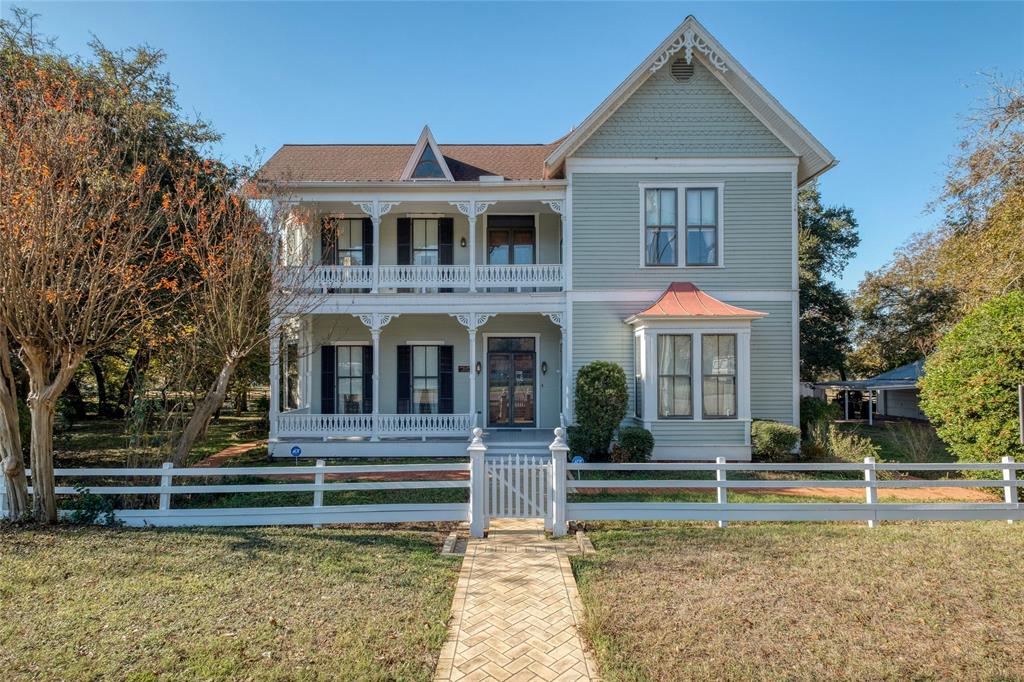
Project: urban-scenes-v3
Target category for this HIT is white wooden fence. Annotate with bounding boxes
[6,426,1022,533]
[13,461,469,527]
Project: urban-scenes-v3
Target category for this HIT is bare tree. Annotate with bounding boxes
[0,36,179,521]
[162,165,315,465]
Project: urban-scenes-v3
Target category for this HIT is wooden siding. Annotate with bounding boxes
[749,301,795,424]
[649,419,746,444]
[571,171,793,290]
[575,60,793,158]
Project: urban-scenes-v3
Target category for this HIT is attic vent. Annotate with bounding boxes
[671,57,694,82]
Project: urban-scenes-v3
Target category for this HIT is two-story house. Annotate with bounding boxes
[259,16,835,460]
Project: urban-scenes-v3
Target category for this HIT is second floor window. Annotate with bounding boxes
[685,188,719,266]
[413,219,439,266]
[322,217,364,266]
[645,188,677,266]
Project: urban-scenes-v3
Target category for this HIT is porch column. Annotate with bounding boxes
[542,199,566,289]
[544,311,569,425]
[356,313,399,441]
[353,200,401,293]
[844,390,850,420]
[450,201,495,293]
[269,319,281,440]
[452,313,495,426]
[868,389,874,426]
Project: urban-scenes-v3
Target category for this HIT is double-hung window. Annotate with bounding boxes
[685,188,719,266]
[657,334,692,418]
[644,189,677,266]
[702,334,737,418]
[412,346,440,414]
[413,219,439,266]
[336,346,365,414]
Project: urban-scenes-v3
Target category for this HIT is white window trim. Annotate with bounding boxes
[633,321,750,427]
[481,332,542,429]
[638,182,726,270]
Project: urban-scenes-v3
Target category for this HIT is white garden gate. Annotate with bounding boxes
[485,454,551,520]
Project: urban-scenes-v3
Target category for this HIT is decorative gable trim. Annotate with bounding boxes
[400,125,454,182]
[544,16,836,186]
[650,28,728,74]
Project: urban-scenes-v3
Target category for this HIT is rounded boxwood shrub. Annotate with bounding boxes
[611,426,654,463]
[572,360,628,460]
[751,420,801,462]
[919,291,1024,463]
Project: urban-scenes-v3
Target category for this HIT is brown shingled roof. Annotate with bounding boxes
[260,140,566,183]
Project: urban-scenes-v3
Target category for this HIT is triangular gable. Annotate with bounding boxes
[401,125,454,181]
[545,16,836,185]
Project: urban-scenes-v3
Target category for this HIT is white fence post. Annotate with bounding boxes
[0,479,7,520]
[1002,456,1018,525]
[716,456,728,529]
[468,427,487,538]
[159,462,173,511]
[864,456,877,528]
[312,459,326,529]
[549,427,569,537]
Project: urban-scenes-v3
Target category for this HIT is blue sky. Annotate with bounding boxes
[6,2,1023,289]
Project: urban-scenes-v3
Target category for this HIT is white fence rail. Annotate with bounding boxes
[15,461,470,527]
[564,455,1024,529]
[299,264,566,292]
[475,264,564,289]
[378,265,471,289]
[310,265,375,290]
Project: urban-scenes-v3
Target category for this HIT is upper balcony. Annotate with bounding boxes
[281,195,567,295]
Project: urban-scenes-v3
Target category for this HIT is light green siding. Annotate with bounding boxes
[571,171,793,290]
[749,301,795,424]
[575,60,792,158]
[650,420,746,444]
[571,301,640,418]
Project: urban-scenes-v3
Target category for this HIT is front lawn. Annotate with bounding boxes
[573,522,1024,681]
[0,525,459,681]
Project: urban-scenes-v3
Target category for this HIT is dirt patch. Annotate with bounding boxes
[572,481,996,503]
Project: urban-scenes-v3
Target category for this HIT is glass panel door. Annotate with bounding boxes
[487,337,536,427]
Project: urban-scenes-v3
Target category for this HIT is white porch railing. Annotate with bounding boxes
[275,412,473,438]
[302,264,565,292]
[378,265,471,289]
[311,265,375,290]
[475,264,564,288]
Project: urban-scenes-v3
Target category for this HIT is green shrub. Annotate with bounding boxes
[826,424,880,463]
[65,484,122,527]
[751,420,801,462]
[800,395,839,434]
[572,361,628,460]
[919,291,1024,463]
[802,420,830,460]
[611,426,654,463]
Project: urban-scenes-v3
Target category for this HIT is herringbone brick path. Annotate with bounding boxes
[434,520,598,681]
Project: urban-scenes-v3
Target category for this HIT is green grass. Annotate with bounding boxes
[573,522,1024,681]
[0,525,459,681]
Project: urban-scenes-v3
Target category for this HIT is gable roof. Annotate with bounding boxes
[626,282,768,323]
[400,126,454,181]
[259,140,563,183]
[865,359,926,390]
[544,16,836,185]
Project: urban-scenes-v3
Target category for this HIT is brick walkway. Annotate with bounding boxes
[434,519,599,682]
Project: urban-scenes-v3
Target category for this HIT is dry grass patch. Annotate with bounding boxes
[0,525,460,681]
[573,522,1024,681]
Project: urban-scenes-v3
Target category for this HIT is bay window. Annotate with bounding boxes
[702,334,737,418]
[657,334,692,418]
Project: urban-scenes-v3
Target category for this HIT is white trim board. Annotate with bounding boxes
[567,158,799,174]
[568,289,795,303]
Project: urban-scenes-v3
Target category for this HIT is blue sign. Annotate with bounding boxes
[571,455,585,464]
[290,446,302,458]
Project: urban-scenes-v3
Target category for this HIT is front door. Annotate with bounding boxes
[487,337,536,427]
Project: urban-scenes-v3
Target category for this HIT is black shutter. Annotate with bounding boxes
[397,218,411,264]
[362,345,373,414]
[439,346,454,414]
[320,218,337,265]
[361,218,374,265]
[397,345,411,414]
[438,217,454,293]
[320,345,336,415]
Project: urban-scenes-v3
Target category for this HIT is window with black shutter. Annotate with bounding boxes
[320,345,336,414]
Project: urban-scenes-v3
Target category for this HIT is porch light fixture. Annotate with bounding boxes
[541,361,548,375]
[475,361,482,374]
[460,237,467,248]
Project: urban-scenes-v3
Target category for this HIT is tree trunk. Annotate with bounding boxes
[235,388,248,416]
[116,346,150,412]
[0,331,29,519]
[64,378,87,420]
[28,402,56,521]
[170,355,241,466]
[90,357,108,416]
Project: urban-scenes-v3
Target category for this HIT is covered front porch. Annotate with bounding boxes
[269,311,567,456]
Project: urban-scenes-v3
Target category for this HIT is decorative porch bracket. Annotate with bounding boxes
[451,313,496,426]
[449,200,496,292]
[352,200,401,293]
[355,312,399,440]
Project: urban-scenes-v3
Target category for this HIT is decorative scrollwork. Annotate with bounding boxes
[357,312,398,332]
[450,312,495,331]
[449,200,496,217]
[541,200,564,216]
[544,312,564,329]
[650,28,728,74]
[352,200,402,222]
